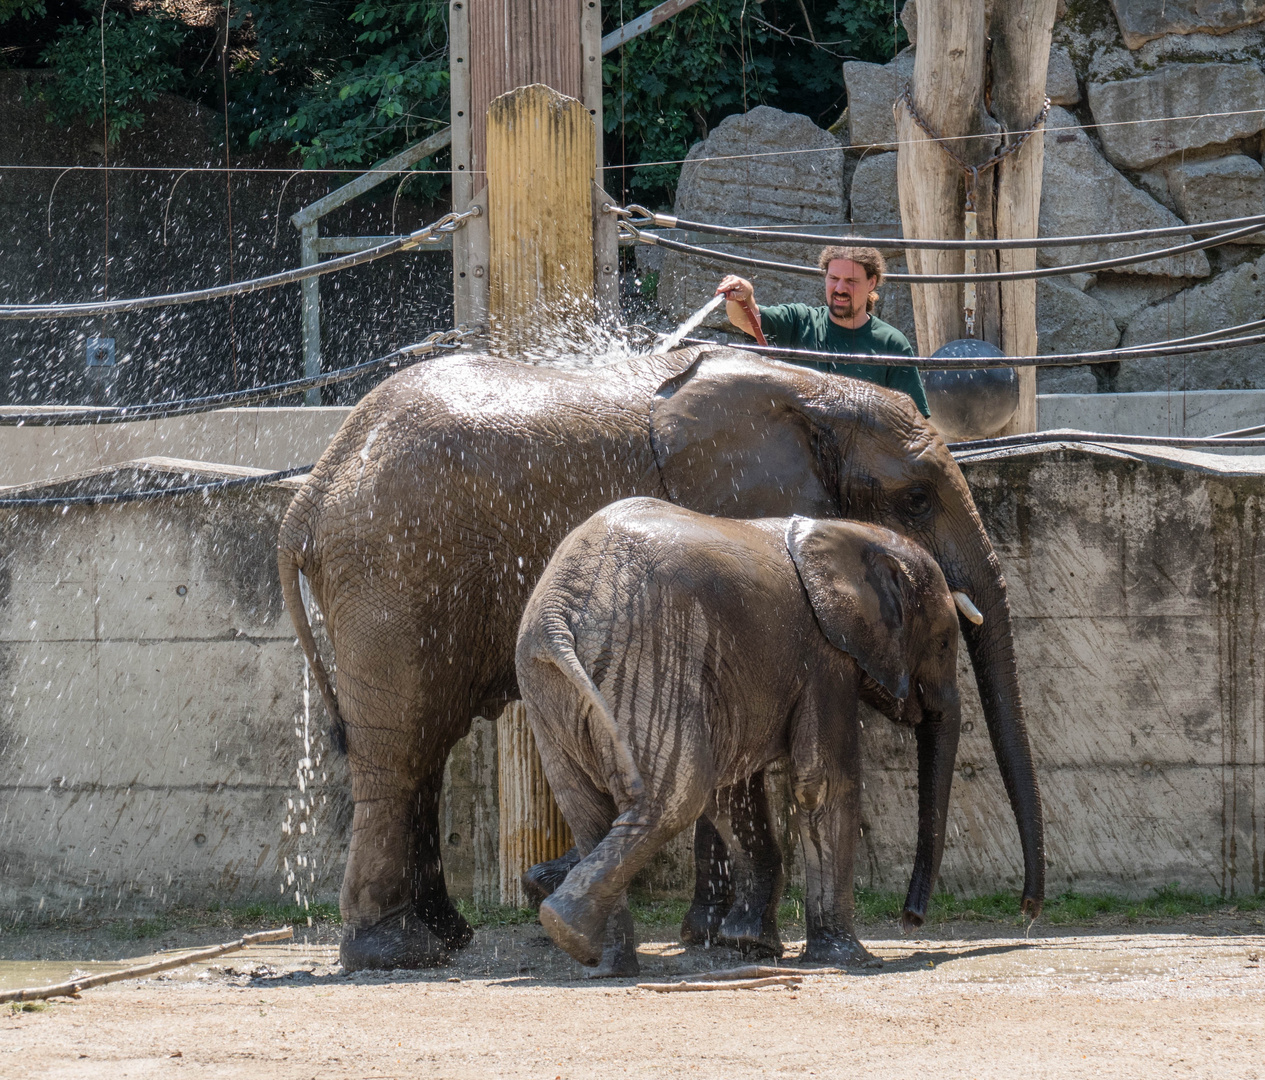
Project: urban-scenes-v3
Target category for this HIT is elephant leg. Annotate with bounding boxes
[522,847,581,907]
[791,680,879,968]
[680,817,733,946]
[332,607,471,972]
[338,791,448,972]
[539,763,705,975]
[412,769,474,949]
[710,773,785,958]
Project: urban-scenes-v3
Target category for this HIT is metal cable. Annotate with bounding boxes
[0,329,475,426]
[0,465,313,508]
[680,330,1265,368]
[950,429,1265,451]
[621,207,1265,251]
[627,217,1263,283]
[0,208,479,320]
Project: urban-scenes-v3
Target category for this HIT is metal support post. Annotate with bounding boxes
[299,222,321,406]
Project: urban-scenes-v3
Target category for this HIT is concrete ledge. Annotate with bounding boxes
[0,407,351,490]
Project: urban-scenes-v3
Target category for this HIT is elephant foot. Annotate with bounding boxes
[900,908,925,935]
[802,931,881,969]
[340,911,449,973]
[522,848,581,907]
[424,902,474,950]
[717,905,784,959]
[538,891,607,968]
[680,901,731,947]
[581,908,640,979]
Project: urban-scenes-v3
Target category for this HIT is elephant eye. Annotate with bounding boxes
[901,486,933,518]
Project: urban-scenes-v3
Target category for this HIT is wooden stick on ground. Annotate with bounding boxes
[680,965,806,981]
[638,975,802,993]
[0,926,294,1004]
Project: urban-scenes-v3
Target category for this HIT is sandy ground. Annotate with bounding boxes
[3,917,1264,1079]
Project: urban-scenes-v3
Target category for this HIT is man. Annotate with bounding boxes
[716,245,930,417]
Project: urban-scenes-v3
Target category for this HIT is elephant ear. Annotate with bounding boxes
[650,350,842,519]
[786,517,911,703]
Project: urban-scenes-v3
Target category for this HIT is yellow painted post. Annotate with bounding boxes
[484,83,596,353]
[497,702,575,907]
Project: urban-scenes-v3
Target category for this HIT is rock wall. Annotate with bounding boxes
[655,0,1265,395]
[0,72,454,410]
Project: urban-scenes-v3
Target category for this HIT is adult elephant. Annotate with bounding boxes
[277,345,1044,972]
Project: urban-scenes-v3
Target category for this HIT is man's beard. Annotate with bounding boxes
[828,294,857,319]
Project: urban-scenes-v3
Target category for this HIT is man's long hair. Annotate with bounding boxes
[818,245,886,314]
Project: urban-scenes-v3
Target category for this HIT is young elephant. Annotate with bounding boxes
[515,497,963,975]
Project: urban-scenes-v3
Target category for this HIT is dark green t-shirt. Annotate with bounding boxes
[756,303,930,417]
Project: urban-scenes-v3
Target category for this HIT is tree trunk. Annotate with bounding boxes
[990,0,1060,433]
[896,0,1058,433]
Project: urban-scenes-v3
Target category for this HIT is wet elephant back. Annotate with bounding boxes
[293,352,688,707]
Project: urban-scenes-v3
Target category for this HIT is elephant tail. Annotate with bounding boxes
[277,543,347,755]
[535,611,645,802]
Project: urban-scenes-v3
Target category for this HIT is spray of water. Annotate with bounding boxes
[653,294,726,354]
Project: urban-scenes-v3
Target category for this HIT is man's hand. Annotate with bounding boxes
[717,275,759,337]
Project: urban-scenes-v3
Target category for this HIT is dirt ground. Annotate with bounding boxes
[3,915,1264,1079]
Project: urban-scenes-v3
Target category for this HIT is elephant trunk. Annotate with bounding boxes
[962,584,1045,917]
[902,701,962,930]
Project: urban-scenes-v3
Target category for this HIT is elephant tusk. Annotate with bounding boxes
[953,591,984,625]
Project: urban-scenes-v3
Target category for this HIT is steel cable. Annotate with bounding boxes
[622,206,1265,251]
[626,217,1265,283]
[680,330,1265,368]
[0,329,474,426]
[950,429,1265,451]
[0,208,480,320]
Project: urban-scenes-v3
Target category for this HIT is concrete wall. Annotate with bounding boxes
[2,443,1262,918]
[0,459,351,919]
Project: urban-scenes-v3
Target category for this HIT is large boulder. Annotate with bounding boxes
[1086,63,1265,170]
[1118,251,1265,390]
[658,107,845,322]
[1047,46,1080,106]
[1038,278,1122,354]
[842,53,916,151]
[1088,274,1190,325]
[1105,0,1265,49]
[1166,155,1265,243]
[1039,106,1210,278]
[849,152,900,227]
[1035,279,1121,393]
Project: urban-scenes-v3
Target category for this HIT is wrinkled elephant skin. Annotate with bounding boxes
[277,347,1044,972]
[518,501,963,972]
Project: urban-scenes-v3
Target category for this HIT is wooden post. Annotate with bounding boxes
[485,84,597,351]
[497,702,574,908]
[991,0,1059,434]
[896,0,1057,433]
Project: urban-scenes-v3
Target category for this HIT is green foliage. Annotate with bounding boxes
[602,0,905,204]
[19,0,905,201]
[602,0,776,201]
[242,0,449,198]
[8,1001,48,1013]
[453,899,539,928]
[0,0,45,21]
[39,3,190,144]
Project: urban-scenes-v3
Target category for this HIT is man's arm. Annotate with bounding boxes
[716,274,760,337]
